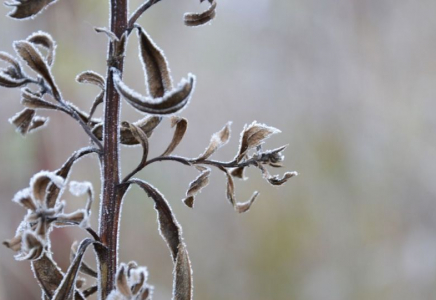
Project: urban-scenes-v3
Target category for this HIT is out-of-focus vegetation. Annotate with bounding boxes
[1,0,436,299]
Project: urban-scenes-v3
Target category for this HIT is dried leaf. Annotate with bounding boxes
[122,123,149,181]
[230,167,246,179]
[161,117,188,156]
[137,26,173,98]
[223,169,259,213]
[237,121,280,162]
[136,115,162,138]
[5,0,57,19]
[258,163,298,185]
[15,231,44,261]
[3,234,23,251]
[184,0,217,27]
[52,238,97,300]
[28,116,49,133]
[70,241,98,278]
[94,27,118,42]
[173,243,193,300]
[46,147,98,208]
[116,265,131,297]
[21,88,63,110]
[27,31,56,66]
[0,71,27,87]
[113,69,195,115]
[0,51,22,75]
[30,171,64,203]
[197,121,231,160]
[182,168,210,208]
[76,71,105,90]
[14,40,61,99]
[9,108,35,135]
[32,254,64,298]
[128,179,182,261]
[235,192,259,213]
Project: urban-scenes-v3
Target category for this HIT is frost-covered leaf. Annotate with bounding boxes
[129,179,182,260]
[230,167,246,179]
[161,117,187,156]
[236,121,280,162]
[52,238,97,300]
[197,121,231,160]
[14,230,44,261]
[223,169,259,213]
[5,0,58,19]
[0,71,27,87]
[28,116,48,133]
[94,27,118,41]
[70,241,97,278]
[0,51,22,75]
[182,168,210,208]
[113,69,195,115]
[122,123,149,181]
[136,115,162,138]
[14,40,61,99]
[21,88,62,110]
[137,26,173,98]
[184,0,217,27]
[76,71,105,90]
[46,147,98,208]
[32,254,64,298]
[173,243,193,300]
[9,108,35,135]
[30,170,64,203]
[27,31,56,66]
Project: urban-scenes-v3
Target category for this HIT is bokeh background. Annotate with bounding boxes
[1,0,436,299]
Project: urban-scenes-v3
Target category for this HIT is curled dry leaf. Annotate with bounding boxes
[230,167,246,179]
[113,69,195,115]
[14,230,44,261]
[137,26,173,98]
[94,27,118,42]
[184,0,217,27]
[236,121,281,162]
[182,168,210,208]
[5,0,57,19]
[197,121,231,160]
[31,254,64,298]
[127,179,192,300]
[122,123,149,182]
[76,70,105,90]
[0,70,27,87]
[28,115,48,133]
[161,117,188,156]
[0,51,22,75]
[223,168,259,213]
[14,40,61,100]
[258,163,298,186]
[93,116,161,145]
[27,31,56,66]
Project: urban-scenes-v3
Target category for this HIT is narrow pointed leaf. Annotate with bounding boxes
[0,72,27,87]
[161,117,188,156]
[173,243,193,300]
[14,40,61,99]
[31,254,64,298]
[182,168,210,208]
[197,121,231,160]
[70,241,98,278]
[94,27,118,42]
[223,168,259,213]
[5,0,57,19]
[113,69,195,115]
[235,192,259,213]
[27,31,56,66]
[128,179,182,261]
[28,116,48,133]
[52,238,97,300]
[135,115,162,138]
[184,0,217,27]
[137,26,173,98]
[0,51,22,75]
[122,123,149,181]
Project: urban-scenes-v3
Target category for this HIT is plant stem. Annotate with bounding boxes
[98,0,127,298]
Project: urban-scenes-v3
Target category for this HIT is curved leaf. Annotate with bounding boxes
[184,0,217,27]
[5,0,57,19]
[27,31,56,66]
[161,117,188,156]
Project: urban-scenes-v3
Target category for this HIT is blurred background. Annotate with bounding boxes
[1,0,436,299]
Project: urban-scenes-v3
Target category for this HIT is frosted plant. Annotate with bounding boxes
[1,0,297,299]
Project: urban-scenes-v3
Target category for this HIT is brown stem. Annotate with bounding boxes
[98,0,128,298]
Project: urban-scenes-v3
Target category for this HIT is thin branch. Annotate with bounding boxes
[128,0,161,30]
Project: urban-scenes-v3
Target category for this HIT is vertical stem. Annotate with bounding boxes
[98,0,127,298]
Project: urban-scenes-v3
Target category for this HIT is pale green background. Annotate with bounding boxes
[1,0,436,299]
